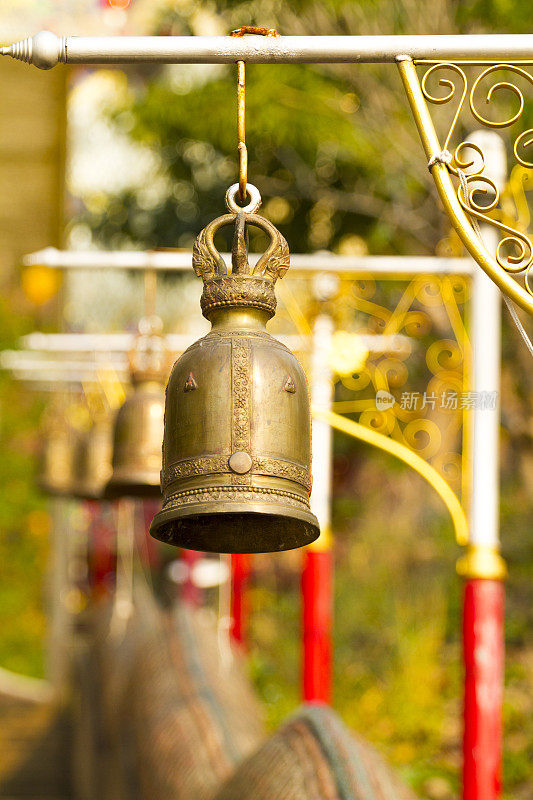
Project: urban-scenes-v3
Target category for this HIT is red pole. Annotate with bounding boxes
[87,500,116,598]
[141,498,161,569]
[458,544,507,800]
[230,554,251,646]
[462,577,505,800]
[302,545,333,704]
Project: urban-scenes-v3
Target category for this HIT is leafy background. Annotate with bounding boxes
[4,1,533,799]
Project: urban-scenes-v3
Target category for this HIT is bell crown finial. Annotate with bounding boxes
[192,184,290,319]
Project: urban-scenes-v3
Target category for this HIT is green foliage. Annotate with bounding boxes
[5,0,533,797]
[249,462,463,799]
[0,295,48,677]
[84,2,468,255]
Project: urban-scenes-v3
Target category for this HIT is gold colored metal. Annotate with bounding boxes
[150,188,319,553]
[105,316,167,499]
[302,270,470,542]
[236,60,247,203]
[39,414,81,497]
[73,413,114,500]
[317,408,468,546]
[307,525,333,553]
[398,57,533,315]
[144,268,157,318]
[229,26,279,38]
[104,379,165,498]
[229,26,279,204]
[456,543,507,581]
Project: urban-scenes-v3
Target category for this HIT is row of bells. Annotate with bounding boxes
[39,316,319,555]
[39,375,165,503]
[39,328,319,555]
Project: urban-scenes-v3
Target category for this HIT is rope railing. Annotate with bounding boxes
[70,570,420,800]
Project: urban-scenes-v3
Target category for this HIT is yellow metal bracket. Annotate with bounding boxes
[313,408,468,546]
[398,57,533,316]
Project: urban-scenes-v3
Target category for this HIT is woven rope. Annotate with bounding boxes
[214,704,419,800]
[90,578,264,800]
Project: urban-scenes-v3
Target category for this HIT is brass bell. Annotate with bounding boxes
[105,316,167,499]
[39,412,80,497]
[73,413,115,500]
[150,185,320,553]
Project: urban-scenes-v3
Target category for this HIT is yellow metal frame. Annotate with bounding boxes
[280,272,471,551]
[314,408,468,547]
[398,57,533,316]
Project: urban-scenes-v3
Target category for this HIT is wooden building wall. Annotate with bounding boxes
[0,59,66,285]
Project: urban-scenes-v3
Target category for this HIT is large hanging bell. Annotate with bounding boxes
[105,318,167,499]
[150,186,320,553]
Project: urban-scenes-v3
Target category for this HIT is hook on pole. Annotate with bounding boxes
[229,26,279,204]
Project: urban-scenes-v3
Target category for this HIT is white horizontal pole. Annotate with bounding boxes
[24,247,473,276]
[0,352,126,374]
[2,332,410,385]
[3,32,533,69]
[20,332,409,355]
[20,332,306,353]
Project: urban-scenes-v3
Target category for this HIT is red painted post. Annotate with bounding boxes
[87,500,116,598]
[303,312,335,704]
[141,498,161,568]
[302,546,333,704]
[462,577,505,800]
[230,554,251,646]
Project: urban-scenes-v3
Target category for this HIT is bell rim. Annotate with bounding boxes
[149,502,320,553]
[72,487,105,501]
[104,473,162,499]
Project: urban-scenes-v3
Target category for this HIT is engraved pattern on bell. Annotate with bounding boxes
[150,202,319,553]
[283,376,296,394]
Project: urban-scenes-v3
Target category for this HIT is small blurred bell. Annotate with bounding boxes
[73,413,115,500]
[105,316,167,499]
[150,184,320,553]
[39,412,80,497]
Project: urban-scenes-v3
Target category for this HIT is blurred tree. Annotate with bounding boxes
[79,0,533,259]
[82,0,470,255]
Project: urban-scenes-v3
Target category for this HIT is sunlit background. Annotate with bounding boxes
[2,3,533,800]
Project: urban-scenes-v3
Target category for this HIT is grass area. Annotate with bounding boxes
[0,374,48,679]
[0,294,49,679]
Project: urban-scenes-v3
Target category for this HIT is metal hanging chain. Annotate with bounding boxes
[229,26,279,204]
[456,164,533,358]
